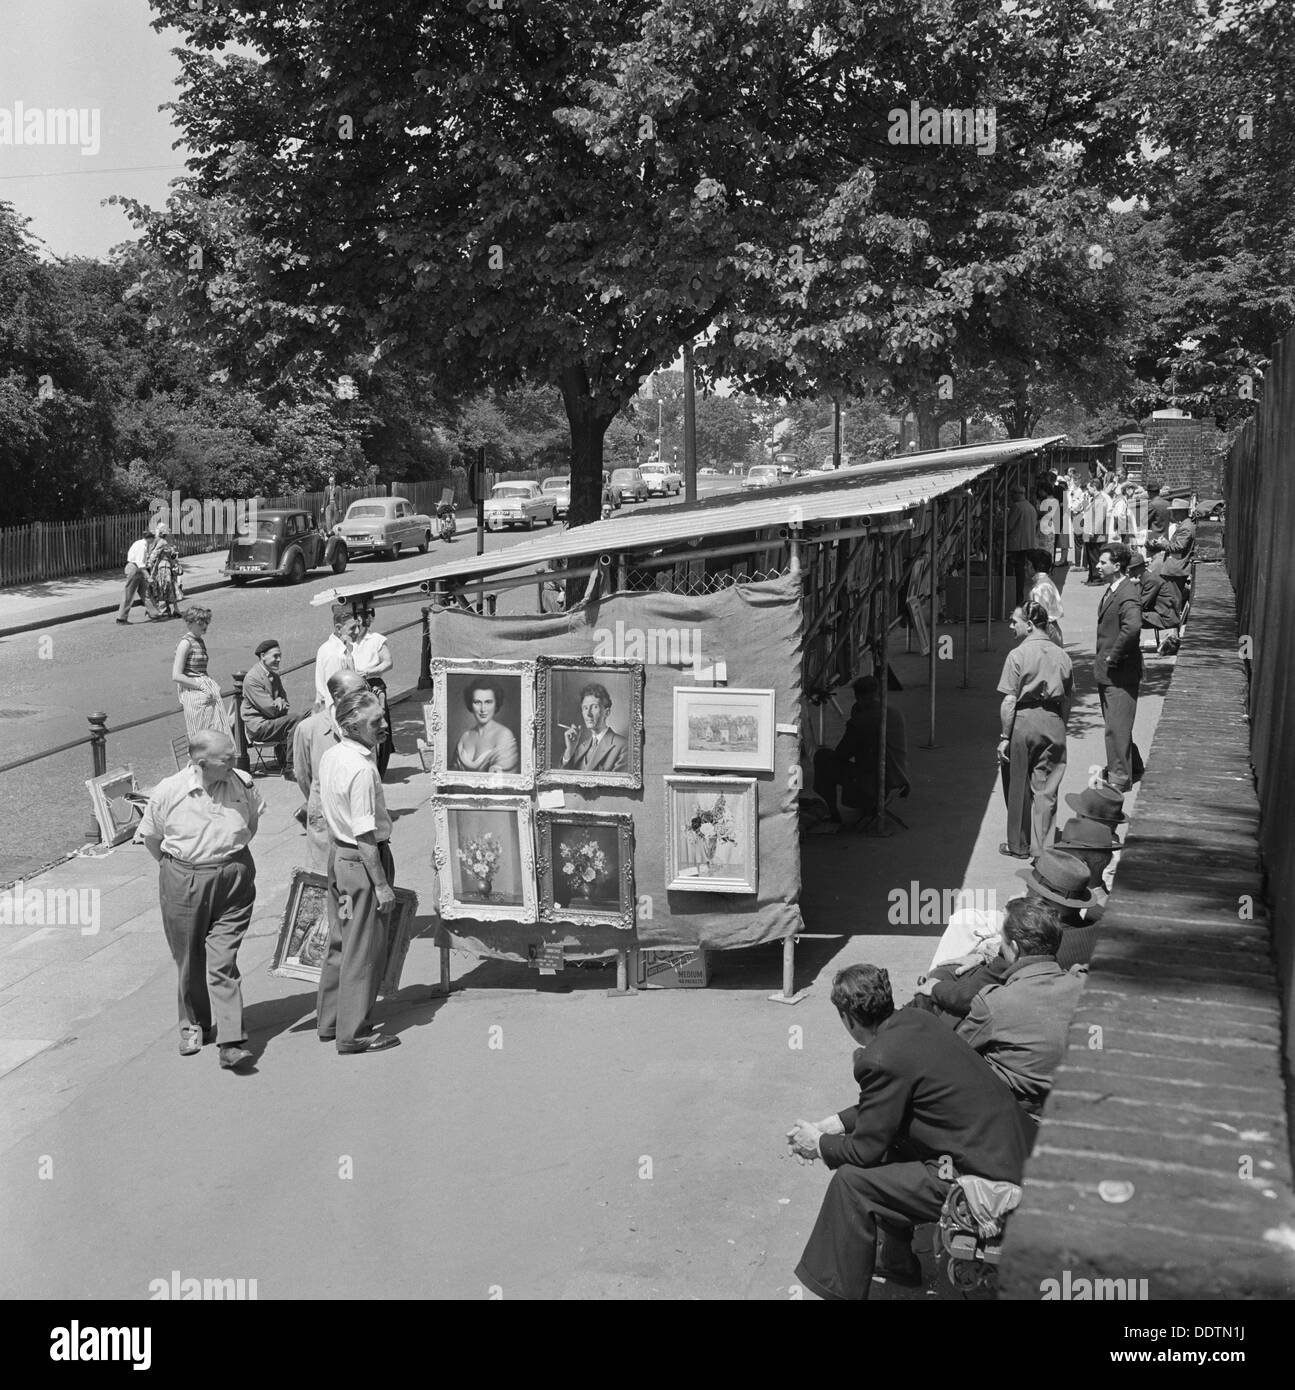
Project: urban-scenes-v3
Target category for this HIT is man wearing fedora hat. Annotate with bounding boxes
[1063,785,1126,830]
[1094,543,1143,794]
[1129,551,1182,653]
[1054,815,1121,888]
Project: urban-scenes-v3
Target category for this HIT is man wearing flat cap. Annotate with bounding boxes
[240,639,300,778]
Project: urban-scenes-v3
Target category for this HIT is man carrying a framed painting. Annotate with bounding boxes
[138,730,265,1071]
[316,685,401,1054]
[560,682,628,773]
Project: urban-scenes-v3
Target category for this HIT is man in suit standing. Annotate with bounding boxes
[240,639,300,777]
[1094,542,1143,793]
[788,964,1031,1300]
[560,683,628,772]
[1083,483,1109,584]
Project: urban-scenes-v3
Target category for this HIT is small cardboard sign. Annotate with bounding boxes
[528,942,565,973]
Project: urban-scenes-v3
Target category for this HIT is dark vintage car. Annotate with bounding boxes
[223,509,348,586]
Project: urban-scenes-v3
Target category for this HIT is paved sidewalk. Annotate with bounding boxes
[0,550,233,638]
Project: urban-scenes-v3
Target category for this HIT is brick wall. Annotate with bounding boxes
[1143,417,1228,495]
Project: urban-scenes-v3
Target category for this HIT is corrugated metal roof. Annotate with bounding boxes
[312,436,1061,607]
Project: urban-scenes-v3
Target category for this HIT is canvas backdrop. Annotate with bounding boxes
[418,574,804,961]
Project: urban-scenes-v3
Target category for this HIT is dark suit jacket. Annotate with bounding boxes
[240,660,288,732]
[818,1008,1031,1183]
[1158,519,1196,581]
[563,727,628,772]
[1144,496,1172,548]
[1094,577,1143,690]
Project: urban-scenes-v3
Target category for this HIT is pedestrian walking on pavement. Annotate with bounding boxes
[172,605,233,739]
[1005,485,1039,608]
[316,684,401,1054]
[1094,543,1144,794]
[997,602,1073,860]
[116,531,162,624]
[138,730,264,1070]
[293,671,367,873]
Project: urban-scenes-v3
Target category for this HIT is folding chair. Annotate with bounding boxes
[171,735,190,772]
[246,740,281,774]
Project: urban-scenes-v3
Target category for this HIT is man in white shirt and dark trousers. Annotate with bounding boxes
[352,605,395,779]
[116,531,162,624]
[316,684,401,1054]
[314,605,359,708]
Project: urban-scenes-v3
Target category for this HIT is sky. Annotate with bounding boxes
[0,0,188,260]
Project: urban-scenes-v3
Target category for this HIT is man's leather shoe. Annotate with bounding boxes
[218,1044,254,1070]
[337,1034,400,1054]
[998,842,1031,859]
[179,1026,202,1056]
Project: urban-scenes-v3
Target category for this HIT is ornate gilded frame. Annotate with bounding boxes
[431,794,537,923]
[535,810,635,931]
[424,657,536,791]
[535,656,644,790]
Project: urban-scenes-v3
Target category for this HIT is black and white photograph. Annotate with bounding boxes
[1,0,1292,1335]
[424,657,536,791]
[431,795,536,924]
[536,657,644,789]
[536,810,634,931]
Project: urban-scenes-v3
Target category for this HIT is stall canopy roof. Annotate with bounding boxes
[313,435,1062,607]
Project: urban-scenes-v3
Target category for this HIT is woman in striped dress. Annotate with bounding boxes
[171,606,232,739]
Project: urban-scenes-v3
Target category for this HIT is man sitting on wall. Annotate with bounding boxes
[811,675,910,824]
[934,899,1087,1117]
[789,964,1032,1301]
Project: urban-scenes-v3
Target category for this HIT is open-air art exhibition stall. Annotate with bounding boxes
[315,439,1057,994]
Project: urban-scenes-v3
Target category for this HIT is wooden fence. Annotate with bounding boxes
[0,470,474,587]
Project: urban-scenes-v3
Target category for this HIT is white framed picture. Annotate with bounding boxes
[664,776,759,896]
[424,658,536,792]
[672,687,776,774]
[431,795,537,923]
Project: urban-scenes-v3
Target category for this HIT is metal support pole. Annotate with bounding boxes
[863,533,893,837]
[960,491,971,689]
[768,933,807,1004]
[231,670,250,773]
[984,476,994,652]
[418,606,433,689]
[1000,463,1012,622]
[924,499,938,748]
[86,711,108,842]
[833,397,842,469]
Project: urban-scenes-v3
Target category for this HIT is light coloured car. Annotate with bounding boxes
[610,467,650,502]
[484,480,558,531]
[541,475,571,518]
[742,465,781,491]
[698,466,718,477]
[639,461,683,496]
[337,496,434,558]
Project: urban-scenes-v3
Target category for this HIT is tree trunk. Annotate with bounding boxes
[559,364,616,527]
[912,398,945,450]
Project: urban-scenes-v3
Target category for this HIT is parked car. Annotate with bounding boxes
[337,495,434,559]
[698,466,718,477]
[541,475,571,519]
[743,464,781,491]
[603,471,624,508]
[484,481,558,531]
[223,509,348,586]
[640,461,683,496]
[611,467,650,503]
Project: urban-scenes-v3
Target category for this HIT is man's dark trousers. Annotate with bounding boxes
[1006,551,1032,608]
[159,849,256,1044]
[118,563,160,621]
[1005,707,1067,857]
[319,842,395,1049]
[795,1150,949,1301]
[1098,684,1138,793]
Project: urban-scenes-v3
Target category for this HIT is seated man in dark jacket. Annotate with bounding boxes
[788,964,1032,1301]
[240,639,301,775]
[812,675,910,822]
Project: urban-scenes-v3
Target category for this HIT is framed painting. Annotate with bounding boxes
[86,766,144,847]
[535,810,634,931]
[671,687,775,773]
[535,657,644,790]
[664,776,759,895]
[270,868,418,997]
[424,657,536,791]
[431,795,537,923]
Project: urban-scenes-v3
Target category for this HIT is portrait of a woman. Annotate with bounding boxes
[451,678,520,774]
